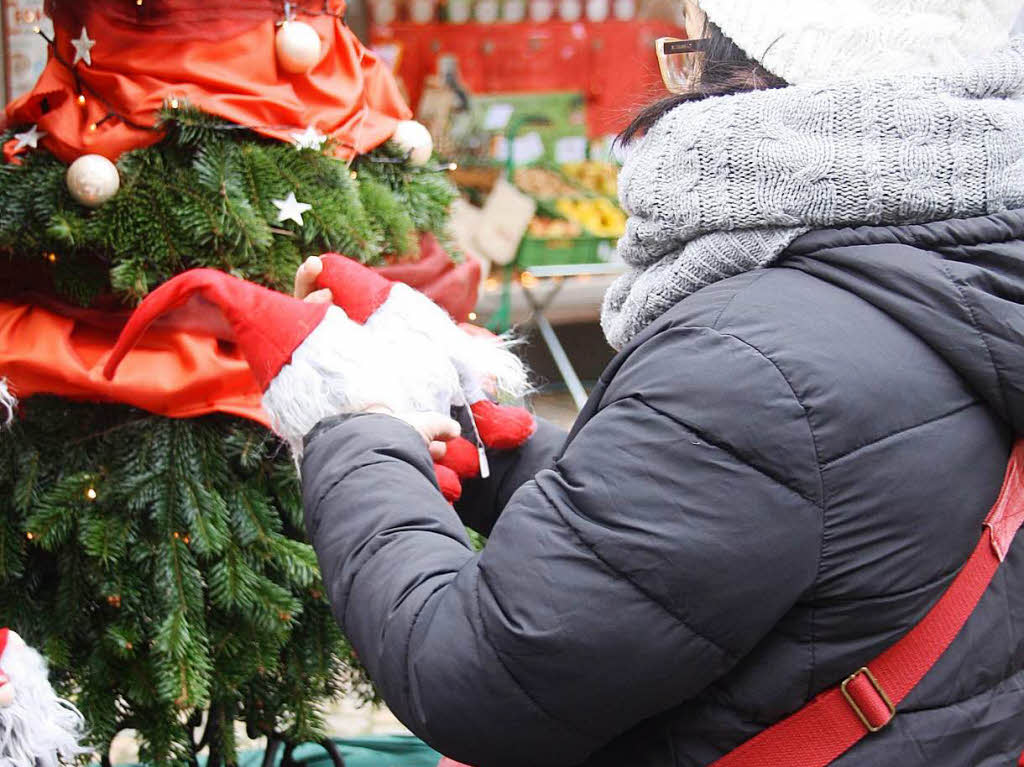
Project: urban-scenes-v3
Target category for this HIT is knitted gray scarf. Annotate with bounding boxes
[601,40,1024,350]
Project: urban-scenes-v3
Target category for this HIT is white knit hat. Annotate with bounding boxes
[697,0,1024,84]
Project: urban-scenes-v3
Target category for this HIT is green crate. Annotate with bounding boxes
[516,235,602,267]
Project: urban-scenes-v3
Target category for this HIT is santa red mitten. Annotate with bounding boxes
[0,628,87,764]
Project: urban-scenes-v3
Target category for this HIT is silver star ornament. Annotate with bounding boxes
[13,124,46,151]
[272,192,313,226]
[71,27,96,66]
[290,126,327,151]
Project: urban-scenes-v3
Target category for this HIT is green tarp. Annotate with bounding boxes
[127,736,440,767]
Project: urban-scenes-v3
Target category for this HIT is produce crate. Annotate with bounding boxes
[516,234,603,268]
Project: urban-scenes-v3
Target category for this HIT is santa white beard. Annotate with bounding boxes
[263,300,529,458]
[0,634,87,767]
[367,284,529,404]
[264,306,466,457]
[0,379,15,427]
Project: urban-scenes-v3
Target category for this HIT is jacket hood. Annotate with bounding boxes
[781,209,1024,434]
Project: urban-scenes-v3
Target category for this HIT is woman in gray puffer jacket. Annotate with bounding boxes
[297,1,1024,764]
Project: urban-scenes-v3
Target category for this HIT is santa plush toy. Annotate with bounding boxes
[0,628,87,766]
[0,380,14,428]
[0,389,89,767]
[103,260,535,502]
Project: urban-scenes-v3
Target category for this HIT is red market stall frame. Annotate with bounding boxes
[370,19,683,139]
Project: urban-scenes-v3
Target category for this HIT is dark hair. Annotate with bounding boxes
[619,19,787,145]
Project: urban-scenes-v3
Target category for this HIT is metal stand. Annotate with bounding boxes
[518,262,626,412]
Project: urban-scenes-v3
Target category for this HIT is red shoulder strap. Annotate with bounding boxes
[711,440,1024,767]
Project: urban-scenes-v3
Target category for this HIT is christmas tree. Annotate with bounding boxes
[0,1,463,763]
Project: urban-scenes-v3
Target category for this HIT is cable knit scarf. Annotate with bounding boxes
[601,39,1024,349]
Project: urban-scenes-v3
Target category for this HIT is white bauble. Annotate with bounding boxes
[391,120,434,166]
[475,0,499,23]
[66,154,120,208]
[529,0,555,21]
[612,0,635,19]
[586,0,609,20]
[275,20,322,74]
[559,0,582,20]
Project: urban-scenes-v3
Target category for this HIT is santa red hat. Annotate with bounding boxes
[103,269,328,390]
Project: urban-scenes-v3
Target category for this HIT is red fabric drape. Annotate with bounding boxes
[377,234,481,322]
[7,0,411,162]
[0,236,479,424]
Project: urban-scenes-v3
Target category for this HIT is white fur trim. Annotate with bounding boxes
[698,0,1021,85]
[263,305,463,455]
[0,380,15,428]
[369,284,529,404]
[0,632,87,766]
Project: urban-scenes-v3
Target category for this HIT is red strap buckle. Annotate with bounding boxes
[840,667,895,733]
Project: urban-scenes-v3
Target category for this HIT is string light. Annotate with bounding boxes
[76,94,86,106]
[484,277,500,292]
[468,312,477,321]
[106,594,122,608]
[447,162,459,171]
[85,486,97,501]
[88,123,98,132]
[25,532,34,541]
[350,170,358,180]
[520,271,539,288]
[169,97,180,110]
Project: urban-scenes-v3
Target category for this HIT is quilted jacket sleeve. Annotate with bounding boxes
[301,328,823,767]
[454,416,566,535]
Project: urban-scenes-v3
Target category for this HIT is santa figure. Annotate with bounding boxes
[0,390,88,767]
[0,628,87,766]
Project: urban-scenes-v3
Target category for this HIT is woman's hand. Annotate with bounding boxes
[294,256,332,303]
[366,406,461,461]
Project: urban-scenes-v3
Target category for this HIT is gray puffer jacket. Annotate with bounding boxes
[301,210,1024,766]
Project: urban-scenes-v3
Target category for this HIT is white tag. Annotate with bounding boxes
[555,135,587,164]
[513,132,546,164]
[477,446,491,480]
[484,103,515,131]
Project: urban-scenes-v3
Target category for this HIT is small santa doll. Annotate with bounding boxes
[0,379,15,427]
[0,628,87,766]
[104,258,536,502]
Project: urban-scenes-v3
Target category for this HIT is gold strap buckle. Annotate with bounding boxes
[840,667,895,733]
